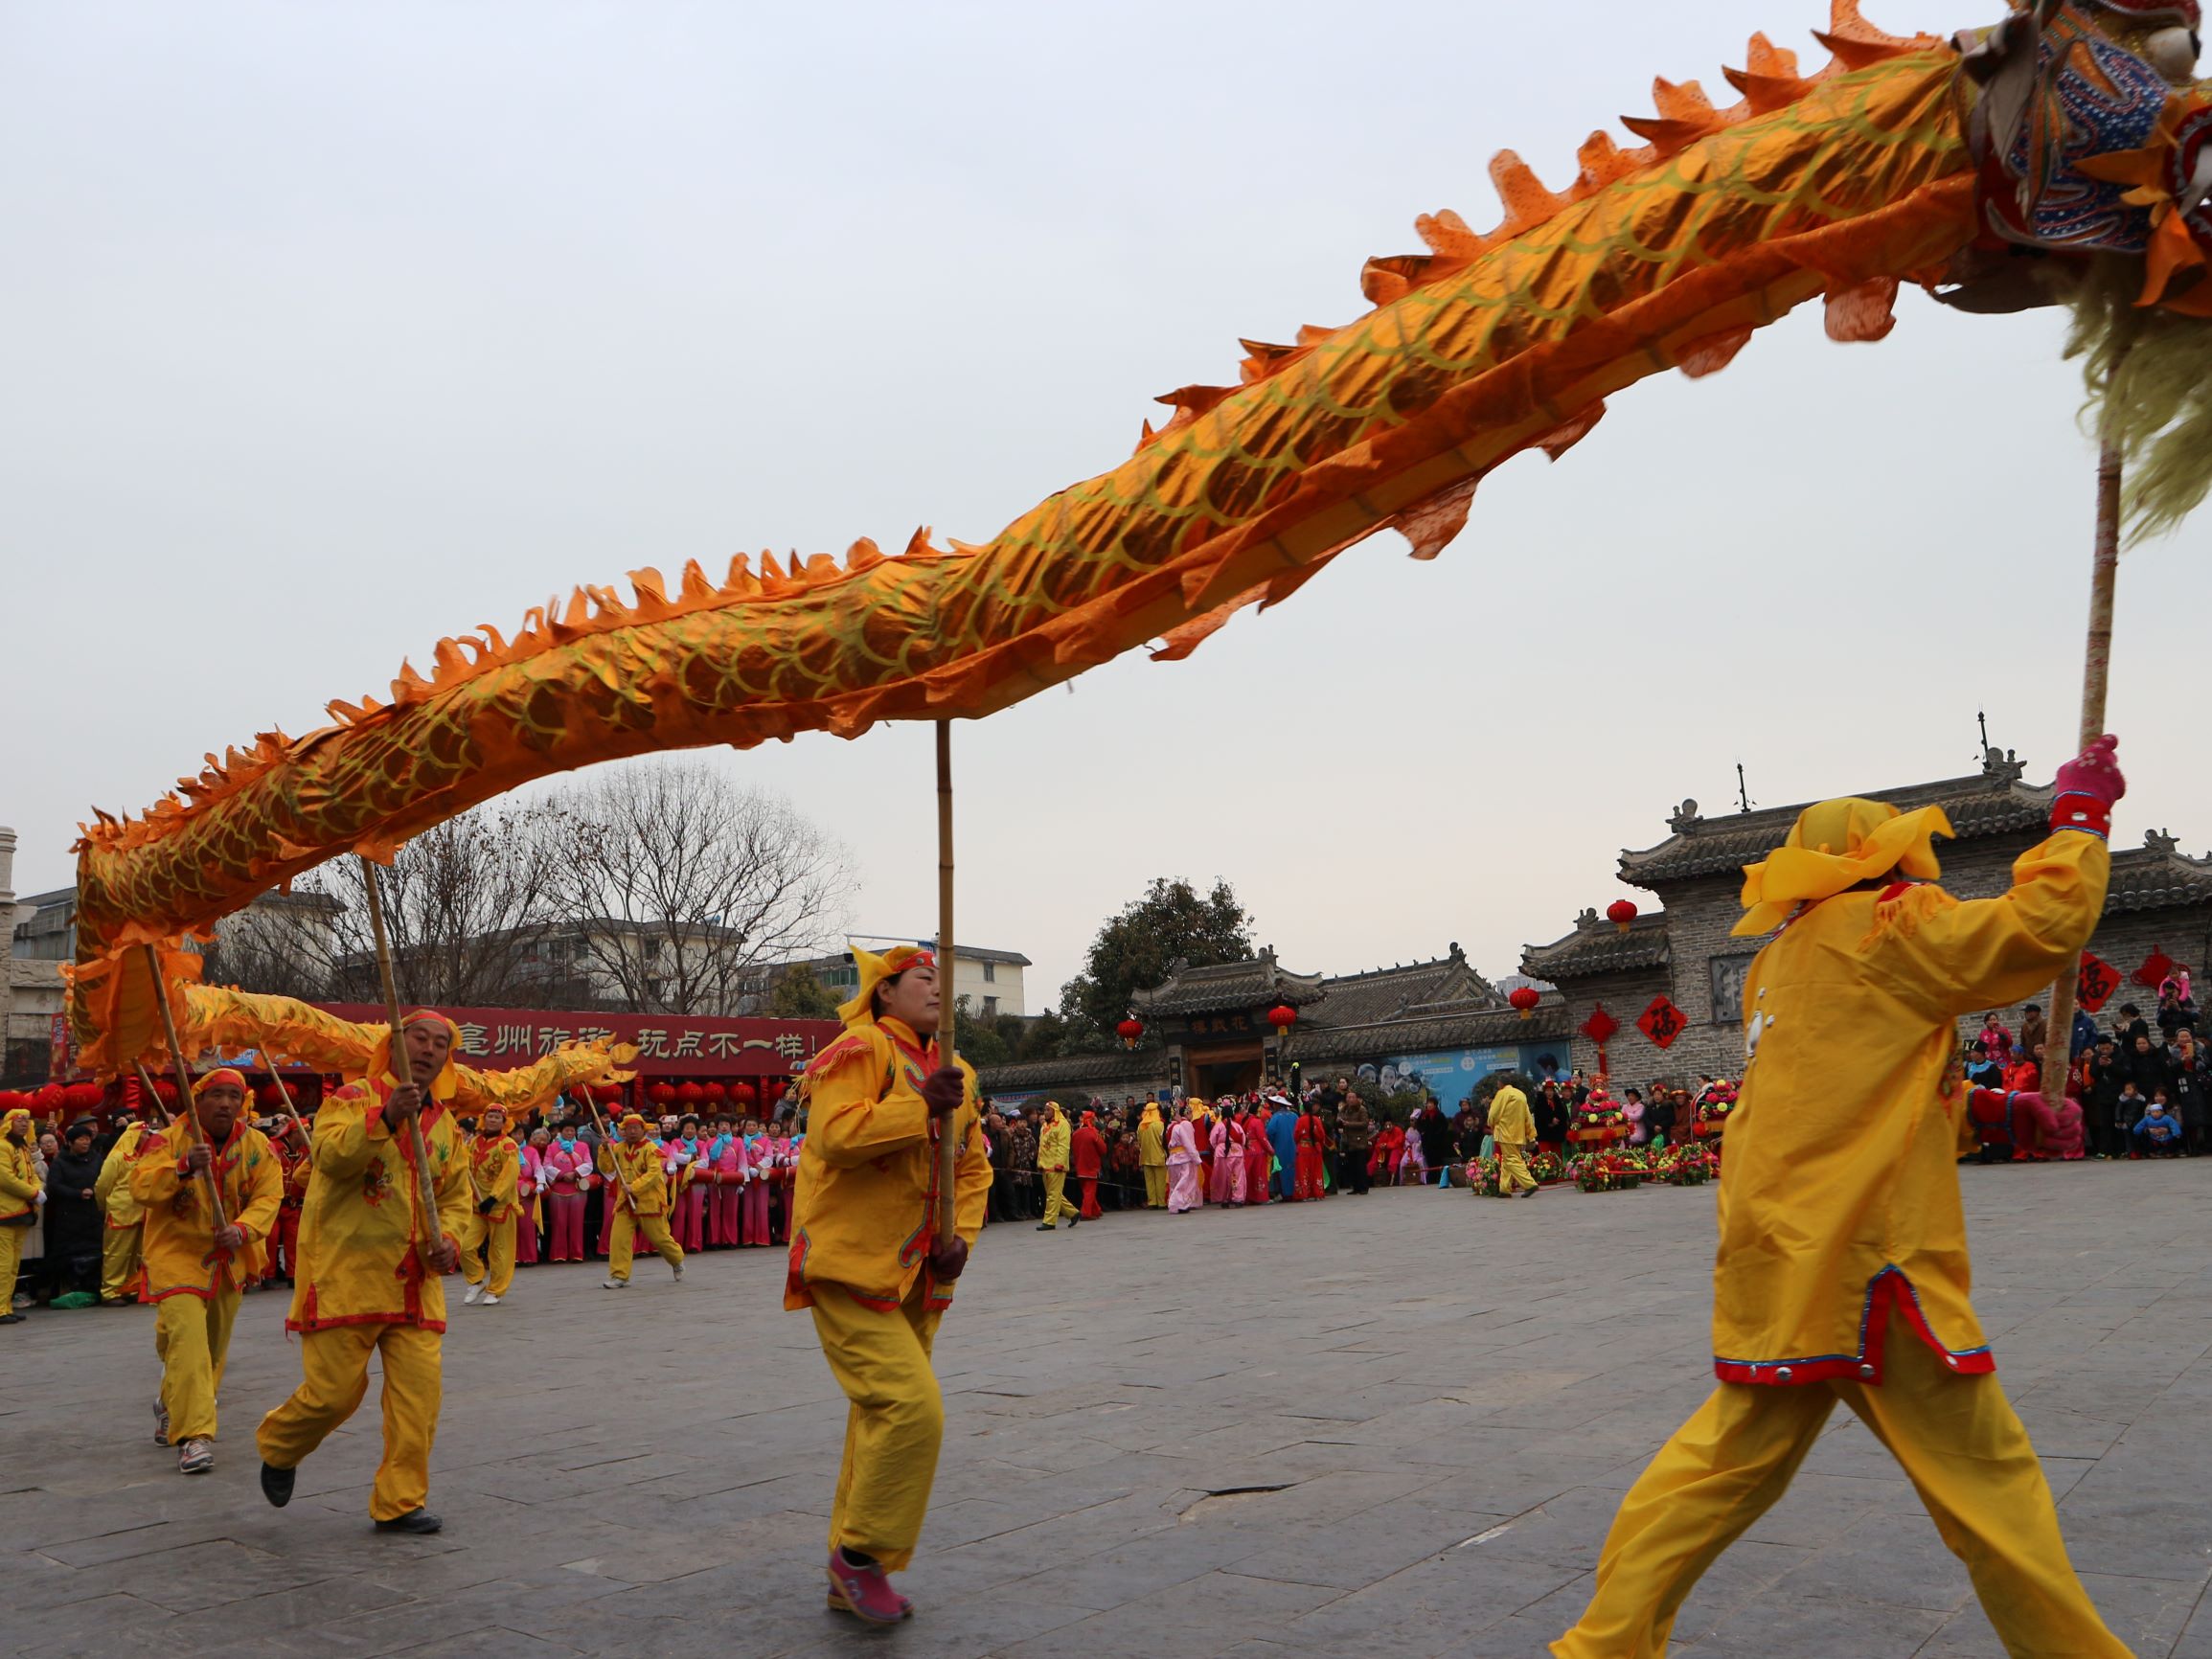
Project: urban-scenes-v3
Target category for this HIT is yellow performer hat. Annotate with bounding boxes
[1735,799,1953,937]
[619,1111,648,1130]
[837,943,936,1026]
[374,1009,463,1102]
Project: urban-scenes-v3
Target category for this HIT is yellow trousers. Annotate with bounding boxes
[258,1322,443,1522]
[608,1208,682,1281]
[1039,1170,1078,1227]
[1142,1166,1167,1207]
[810,1280,945,1573]
[102,1225,144,1302]
[153,1289,240,1442]
[461,1210,515,1297]
[1552,1311,2128,1659]
[1498,1142,1537,1195]
[0,1223,23,1308]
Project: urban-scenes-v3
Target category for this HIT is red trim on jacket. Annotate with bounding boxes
[1713,1268,1995,1387]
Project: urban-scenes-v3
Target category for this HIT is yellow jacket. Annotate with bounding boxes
[597,1138,669,1216]
[469,1132,521,1223]
[1488,1085,1534,1148]
[128,1117,284,1301]
[1136,1112,1166,1168]
[1714,830,2106,1387]
[0,1129,36,1222]
[287,1079,472,1334]
[1037,1114,1071,1172]
[786,1014,990,1314]
[96,1122,152,1229]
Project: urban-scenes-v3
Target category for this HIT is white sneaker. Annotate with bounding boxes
[672,1261,685,1283]
[463,1283,485,1305]
[177,1437,214,1475]
[480,1293,501,1307]
[153,1397,170,1447]
[602,1277,627,1289]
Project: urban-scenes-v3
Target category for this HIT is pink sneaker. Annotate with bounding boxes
[826,1548,912,1624]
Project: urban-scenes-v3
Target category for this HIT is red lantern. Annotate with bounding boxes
[648,1080,676,1106]
[1267,1004,1298,1032]
[1606,899,1639,935]
[702,1081,727,1105]
[1509,986,1541,1020]
[730,1081,758,1108]
[765,1079,788,1106]
[62,1081,103,1114]
[1116,1016,1145,1050]
[676,1080,706,1107]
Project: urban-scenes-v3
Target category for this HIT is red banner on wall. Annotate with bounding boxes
[308,1003,840,1077]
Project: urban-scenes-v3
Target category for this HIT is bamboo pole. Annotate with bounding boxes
[254,1048,313,1148]
[935,719,959,1247]
[139,945,229,1232]
[357,858,448,1258]
[131,1062,174,1129]
[580,1091,639,1215]
[2040,440,2124,1098]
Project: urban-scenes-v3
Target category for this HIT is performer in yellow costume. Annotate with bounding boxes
[1554,738,2133,1659]
[130,1068,283,1474]
[257,1011,471,1534]
[1136,1099,1167,1209]
[0,1105,36,1326]
[94,1111,156,1303]
[598,1112,685,1287]
[787,944,990,1626]
[1034,1100,1079,1230]
[1487,1080,1538,1198]
[460,1104,520,1307]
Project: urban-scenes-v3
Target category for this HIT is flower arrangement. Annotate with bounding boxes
[1567,1150,1644,1193]
[1529,1148,1567,1186]
[1653,1143,1719,1186]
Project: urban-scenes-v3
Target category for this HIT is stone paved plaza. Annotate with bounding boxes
[5,1161,2210,1658]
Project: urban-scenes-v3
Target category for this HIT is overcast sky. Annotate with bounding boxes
[7,2,2208,1009]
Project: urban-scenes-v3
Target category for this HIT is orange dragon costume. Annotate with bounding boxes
[1554,740,2131,1658]
[257,1011,473,1526]
[786,945,991,1587]
[129,1068,283,1458]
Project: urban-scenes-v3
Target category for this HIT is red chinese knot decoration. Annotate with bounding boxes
[1579,1004,1620,1045]
[1267,1004,1298,1032]
[1509,986,1542,1020]
[2077,951,2121,1013]
[1606,899,1639,935]
[1636,995,1687,1050]
[2132,947,2178,989]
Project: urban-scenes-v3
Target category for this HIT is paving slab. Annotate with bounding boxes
[2,1160,2207,1655]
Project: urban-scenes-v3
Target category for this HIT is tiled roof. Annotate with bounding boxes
[1287,998,1570,1062]
[975,1049,1161,1093]
[1619,770,2053,886]
[1304,948,1498,1029]
[2105,846,2212,915]
[1131,951,1327,1017]
[1521,914,1672,982]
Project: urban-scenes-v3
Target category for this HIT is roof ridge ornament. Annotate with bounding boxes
[1669,799,1704,835]
[2147,827,2180,854]
[1980,744,2025,784]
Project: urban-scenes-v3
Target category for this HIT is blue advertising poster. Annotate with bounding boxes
[1355,1046,1534,1112]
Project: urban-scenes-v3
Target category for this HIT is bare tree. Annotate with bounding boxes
[200,805,574,1010]
[544,763,854,1016]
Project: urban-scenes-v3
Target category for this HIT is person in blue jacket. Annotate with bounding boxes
[2134,1096,2185,1156]
[1266,1096,1299,1201]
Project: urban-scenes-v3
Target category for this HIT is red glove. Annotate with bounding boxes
[921,1067,966,1119]
[2050,735,2125,837]
[926,1236,969,1282]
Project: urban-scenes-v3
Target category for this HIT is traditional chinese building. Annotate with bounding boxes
[1521,750,2212,1084]
[977,945,1569,1107]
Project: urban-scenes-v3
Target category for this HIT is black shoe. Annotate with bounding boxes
[1068,1213,1080,1228]
[260,1462,295,1508]
[374,1508,443,1534]
[0,1312,23,1326]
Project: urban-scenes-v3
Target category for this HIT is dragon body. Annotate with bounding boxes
[66,3,2212,1073]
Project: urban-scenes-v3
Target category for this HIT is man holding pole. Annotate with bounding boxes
[130,1068,283,1474]
[1552,738,2132,1658]
[94,1108,158,1304]
[597,1109,685,1288]
[256,1011,471,1534]
[787,944,989,1625]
